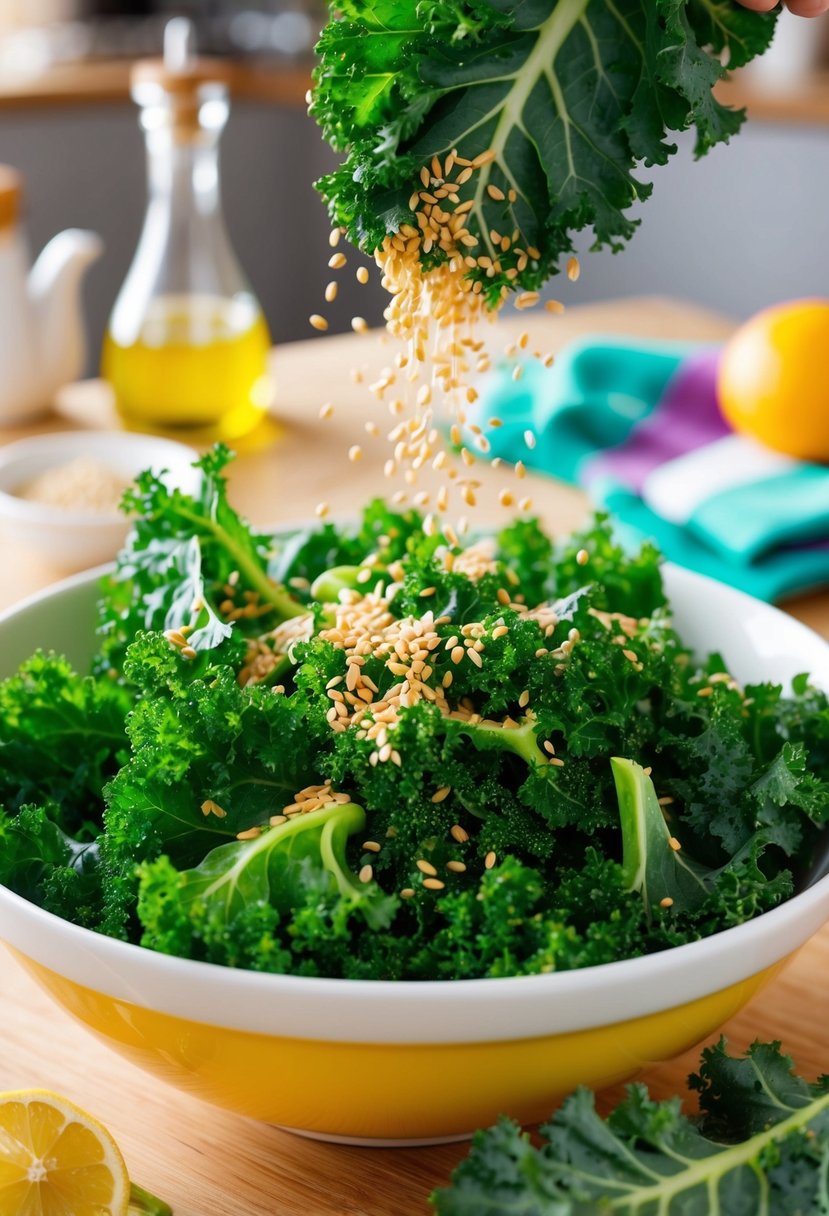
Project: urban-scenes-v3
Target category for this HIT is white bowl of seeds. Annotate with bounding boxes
[0,431,200,572]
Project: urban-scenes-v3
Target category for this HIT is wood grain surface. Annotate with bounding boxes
[2,297,829,1215]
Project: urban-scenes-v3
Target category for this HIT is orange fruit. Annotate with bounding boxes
[0,1089,130,1216]
[717,299,829,461]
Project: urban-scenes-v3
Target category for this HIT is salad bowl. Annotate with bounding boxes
[2,564,829,1145]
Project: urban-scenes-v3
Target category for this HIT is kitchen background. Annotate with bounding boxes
[1,0,828,376]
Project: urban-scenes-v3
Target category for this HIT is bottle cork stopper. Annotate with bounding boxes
[131,17,235,96]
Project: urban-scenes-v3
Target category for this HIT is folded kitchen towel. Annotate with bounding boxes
[476,337,829,602]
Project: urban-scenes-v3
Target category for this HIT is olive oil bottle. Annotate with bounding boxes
[102,20,272,440]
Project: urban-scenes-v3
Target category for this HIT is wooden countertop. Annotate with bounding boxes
[0,57,312,110]
[2,56,829,125]
[2,296,829,1214]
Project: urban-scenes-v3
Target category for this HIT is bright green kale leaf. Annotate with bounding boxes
[96,445,303,674]
[312,0,777,298]
[433,1040,829,1215]
[611,756,712,919]
[136,801,397,966]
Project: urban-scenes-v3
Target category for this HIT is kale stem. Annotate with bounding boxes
[129,1182,173,1216]
[176,506,304,621]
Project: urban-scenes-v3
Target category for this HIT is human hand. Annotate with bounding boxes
[738,0,829,14]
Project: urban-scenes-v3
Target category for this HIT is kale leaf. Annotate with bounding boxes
[433,1040,829,1215]
[312,0,777,298]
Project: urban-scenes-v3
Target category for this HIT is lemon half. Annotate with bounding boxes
[0,1089,130,1216]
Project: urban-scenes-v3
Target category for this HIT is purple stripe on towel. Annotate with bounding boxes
[583,347,728,494]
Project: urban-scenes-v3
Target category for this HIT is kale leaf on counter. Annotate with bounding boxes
[432,1039,829,1215]
[2,452,829,980]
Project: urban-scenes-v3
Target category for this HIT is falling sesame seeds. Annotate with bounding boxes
[325,281,338,303]
[576,548,589,566]
[309,314,329,332]
[484,850,497,870]
[351,316,368,333]
[315,501,330,518]
[566,256,581,281]
[356,266,370,284]
[348,445,363,463]
[524,430,536,450]
[319,401,334,420]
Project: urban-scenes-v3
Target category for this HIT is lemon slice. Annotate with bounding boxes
[0,1089,130,1216]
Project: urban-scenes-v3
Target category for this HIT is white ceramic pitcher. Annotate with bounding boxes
[0,165,102,426]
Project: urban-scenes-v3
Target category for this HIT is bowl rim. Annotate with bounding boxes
[2,563,829,1045]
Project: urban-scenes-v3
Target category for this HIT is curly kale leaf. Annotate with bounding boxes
[96,444,302,674]
[312,0,777,298]
[0,652,131,833]
[433,1040,829,1215]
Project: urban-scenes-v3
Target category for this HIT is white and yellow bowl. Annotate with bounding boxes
[2,564,829,1145]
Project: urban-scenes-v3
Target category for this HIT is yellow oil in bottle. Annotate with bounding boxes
[102,294,272,441]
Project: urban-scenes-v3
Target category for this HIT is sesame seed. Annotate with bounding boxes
[660,897,674,909]
[351,316,368,333]
[431,786,451,803]
[451,646,465,664]
[359,864,374,883]
[545,299,564,313]
[237,826,262,841]
[566,256,580,282]
[328,228,342,248]
[401,888,416,899]
[515,460,526,479]
[423,877,446,891]
[201,799,227,819]
[315,501,330,518]
[576,548,589,566]
[325,281,338,303]
[319,401,334,420]
[543,741,556,755]
[484,850,496,870]
[356,266,370,284]
[486,184,505,201]
[450,824,469,843]
[518,689,529,708]
[269,814,288,826]
[180,645,198,660]
[363,840,382,853]
[669,837,682,852]
[467,648,483,668]
[697,687,714,698]
[309,314,329,331]
[417,859,438,877]
[549,757,565,767]
[657,796,675,807]
[348,445,363,462]
[524,430,536,450]
[446,860,467,873]
[328,251,346,268]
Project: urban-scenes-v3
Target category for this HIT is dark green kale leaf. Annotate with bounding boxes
[312,0,777,299]
[0,804,103,927]
[0,652,131,832]
[433,1040,829,1215]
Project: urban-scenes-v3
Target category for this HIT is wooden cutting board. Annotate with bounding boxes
[2,297,829,1214]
